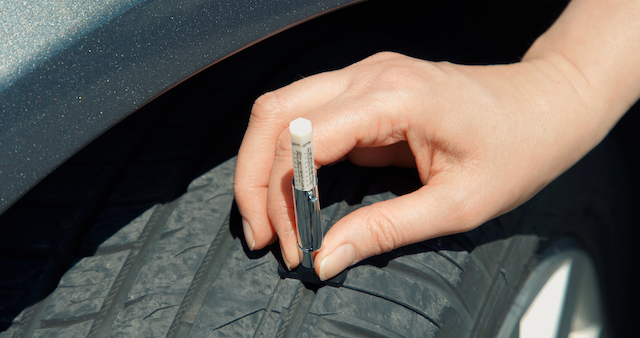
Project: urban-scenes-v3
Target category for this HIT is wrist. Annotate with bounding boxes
[521,0,640,134]
[520,52,613,142]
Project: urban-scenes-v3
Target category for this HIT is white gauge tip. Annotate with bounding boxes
[289,117,312,138]
[289,118,315,191]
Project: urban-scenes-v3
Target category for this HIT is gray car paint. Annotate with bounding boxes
[0,0,360,214]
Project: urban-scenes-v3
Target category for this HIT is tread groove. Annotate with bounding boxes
[447,235,492,280]
[468,236,536,337]
[38,315,96,329]
[8,88,189,336]
[86,199,181,338]
[165,210,235,338]
[252,279,285,338]
[275,284,315,338]
[417,242,466,274]
[12,297,44,338]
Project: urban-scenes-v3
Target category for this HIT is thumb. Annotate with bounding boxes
[314,183,474,281]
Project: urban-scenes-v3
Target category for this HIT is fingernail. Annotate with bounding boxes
[319,244,357,281]
[281,249,292,271]
[242,218,255,251]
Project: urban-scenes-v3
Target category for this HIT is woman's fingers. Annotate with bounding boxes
[266,87,424,268]
[236,52,435,252]
[234,71,346,250]
[267,142,418,269]
[313,181,475,280]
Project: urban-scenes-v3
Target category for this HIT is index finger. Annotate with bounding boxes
[234,71,347,250]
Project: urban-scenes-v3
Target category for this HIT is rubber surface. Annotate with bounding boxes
[0,156,542,338]
[1,1,636,337]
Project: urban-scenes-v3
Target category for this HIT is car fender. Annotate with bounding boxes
[0,0,361,214]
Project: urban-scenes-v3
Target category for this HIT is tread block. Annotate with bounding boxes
[80,204,156,256]
[41,251,129,323]
[425,244,492,311]
[185,157,236,193]
[210,310,264,338]
[342,264,468,338]
[253,279,302,338]
[306,287,439,338]
[0,330,18,338]
[188,244,289,338]
[0,290,30,329]
[108,158,235,337]
[457,228,502,278]
[424,240,492,288]
[395,254,477,318]
[109,294,182,338]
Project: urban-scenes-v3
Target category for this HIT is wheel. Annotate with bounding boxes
[498,239,605,338]
[0,1,635,337]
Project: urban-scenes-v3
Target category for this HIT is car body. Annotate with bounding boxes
[0,0,361,214]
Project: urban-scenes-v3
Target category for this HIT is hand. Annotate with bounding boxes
[234,51,606,280]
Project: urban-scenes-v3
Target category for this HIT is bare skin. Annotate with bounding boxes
[234,0,640,280]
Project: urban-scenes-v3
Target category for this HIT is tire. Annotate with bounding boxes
[0,1,634,337]
[2,136,632,338]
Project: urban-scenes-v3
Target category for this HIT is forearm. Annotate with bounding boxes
[523,0,640,131]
